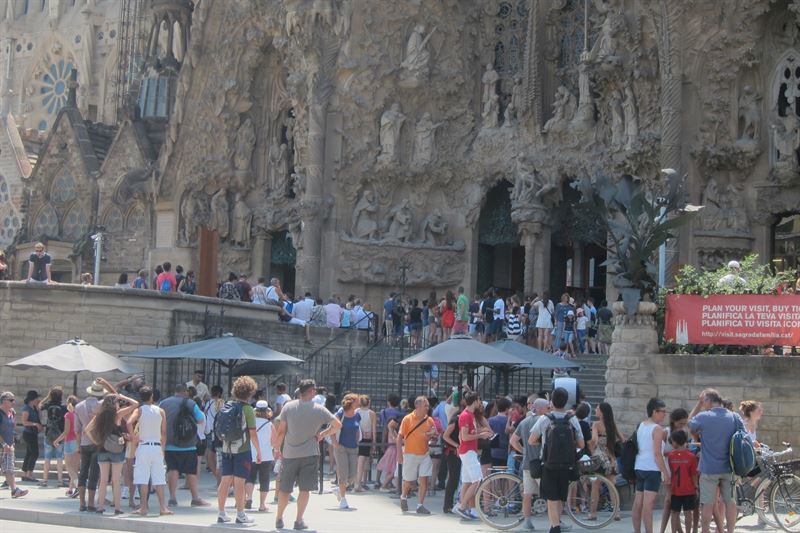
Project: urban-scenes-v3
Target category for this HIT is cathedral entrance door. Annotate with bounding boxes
[476,181,523,296]
[197,227,219,297]
[772,213,800,273]
[270,230,296,295]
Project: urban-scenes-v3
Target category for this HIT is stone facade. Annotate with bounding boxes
[9,0,800,302]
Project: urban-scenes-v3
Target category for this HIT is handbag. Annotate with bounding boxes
[103,432,125,454]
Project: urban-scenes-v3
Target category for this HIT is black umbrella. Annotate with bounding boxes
[232,360,304,377]
[488,339,582,369]
[396,335,529,366]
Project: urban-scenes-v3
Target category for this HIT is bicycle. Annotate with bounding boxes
[475,455,620,530]
[764,446,800,532]
[734,443,793,528]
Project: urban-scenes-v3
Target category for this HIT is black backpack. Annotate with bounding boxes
[620,423,640,482]
[543,413,577,470]
[172,399,197,448]
[214,401,245,447]
[45,404,64,444]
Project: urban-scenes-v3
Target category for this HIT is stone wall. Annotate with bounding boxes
[0,282,363,401]
[606,351,800,446]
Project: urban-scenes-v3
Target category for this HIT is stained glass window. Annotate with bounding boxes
[104,206,124,232]
[494,1,528,78]
[51,168,77,203]
[33,203,58,237]
[62,206,88,240]
[41,59,74,114]
[126,204,146,231]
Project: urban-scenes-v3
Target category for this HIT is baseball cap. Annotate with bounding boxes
[532,398,550,411]
[567,310,575,316]
[255,400,269,409]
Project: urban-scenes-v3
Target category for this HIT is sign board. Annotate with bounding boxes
[664,294,800,346]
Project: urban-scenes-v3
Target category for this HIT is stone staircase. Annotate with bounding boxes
[572,353,609,408]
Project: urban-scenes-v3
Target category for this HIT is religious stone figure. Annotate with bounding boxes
[210,189,230,239]
[284,109,296,168]
[503,76,523,128]
[400,24,433,87]
[699,178,723,231]
[231,192,252,247]
[543,85,576,134]
[179,191,208,244]
[483,91,500,129]
[412,112,444,168]
[571,55,595,129]
[510,160,537,206]
[377,103,406,167]
[269,143,289,191]
[772,113,800,181]
[737,85,761,143]
[351,190,379,240]
[622,83,639,150]
[386,199,413,242]
[233,118,256,172]
[420,209,448,246]
[609,89,624,149]
[589,0,623,64]
[482,63,499,108]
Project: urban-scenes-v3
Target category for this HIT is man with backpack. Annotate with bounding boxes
[160,384,209,507]
[510,396,551,531]
[528,387,584,533]
[155,261,177,293]
[688,389,744,533]
[215,376,261,525]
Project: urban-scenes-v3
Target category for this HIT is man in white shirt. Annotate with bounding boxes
[274,383,292,416]
[293,293,314,322]
[186,370,210,402]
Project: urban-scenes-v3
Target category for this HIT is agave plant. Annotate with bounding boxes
[574,169,701,315]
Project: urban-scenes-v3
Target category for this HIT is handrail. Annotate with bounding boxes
[304,312,379,363]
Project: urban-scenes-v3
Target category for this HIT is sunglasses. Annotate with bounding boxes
[2,398,14,403]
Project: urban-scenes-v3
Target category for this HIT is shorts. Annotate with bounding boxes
[44,440,64,460]
[459,450,483,483]
[280,456,319,493]
[133,444,167,486]
[635,469,662,492]
[522,469,538,495]
[480,447,492,465]
[358,439,373,457]
[486,319,503,335]
[249,460,273,491]
[670,494,698,512]
[64,440,78,455]
[1,448,13,474]
[97,450,126,464]
[410,323,422,332]
[541,467,572,501]
[221,451,253,479]
[563,331,574,343]
[401,453,432,482]
[453,320,468,334]
[196,439,207,456]
[699,472,735,505]
[490,456,507,468]
[334,446,358,485]
[165,450,197,475]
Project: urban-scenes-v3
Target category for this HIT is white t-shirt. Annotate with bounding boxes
[275,393,291,408]
[493,298,505,320]
[251,417,274,462]
[293,298,314,322]
[576,316,589,330]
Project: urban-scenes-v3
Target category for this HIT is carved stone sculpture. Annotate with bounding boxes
[698,178,748,233]
[481,63,499,109]
[231,192,252,247]
[210,188,230,239]
[421,209,448,246]
[543,85,576,134]
[737,85,761,143]
[511,160,537,206]
[386,199,413,242]
[570,55,595,130]
[589,0,623,64]
[609,89,624,149]
[400,24,433,87]
[233,118,256,172]
[503,76,523,128]
[377,103,406,167]
[351,190,379,240]
[482,91,500,129]
[269,143,289,191]
[622,83,639,150]
[412,112,443,168]
[772,113,800,182]
[179,191,209,245]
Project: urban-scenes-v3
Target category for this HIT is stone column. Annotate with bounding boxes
[517,221,541,296]
[572,242,583,288]
[250,232,272,279]
[513,210,551,296]
[532,224,551,294]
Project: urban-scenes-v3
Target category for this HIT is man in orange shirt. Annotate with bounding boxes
[396,396,437,515]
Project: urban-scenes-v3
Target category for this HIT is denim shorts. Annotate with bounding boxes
[97,450,126,464]
[635,469,662,492]
[64,440,78,454]
[44,440,64,460]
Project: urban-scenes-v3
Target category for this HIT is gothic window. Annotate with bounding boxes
[51,168,77,203]
[0,176,20,245]
[557,0,594,69]
[776,52,800,118]
[494,1,528,78]
[33,203,58,237]
[41,59,74,114]
[126,204,146,231]
[0,176,9,204]
[104,206,124,233]
[62,206,88,240]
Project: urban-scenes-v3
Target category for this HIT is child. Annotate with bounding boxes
[575,308,589,354]
[665,429,698,533]
[245,401,274,513]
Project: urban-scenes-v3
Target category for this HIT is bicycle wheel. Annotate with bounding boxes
[566,474,620,529]
[475,472,526,530]
[771,474,800,532]
[753,477,780,529]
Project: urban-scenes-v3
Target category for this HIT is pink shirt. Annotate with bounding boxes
[324,303,342,328]
[457,409,478,455]
[64,411,77,442]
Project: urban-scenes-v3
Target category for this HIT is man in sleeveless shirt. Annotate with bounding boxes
[126,386,171,516]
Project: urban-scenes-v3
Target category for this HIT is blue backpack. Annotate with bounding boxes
[160,278,171,293]
[730,416,756,476]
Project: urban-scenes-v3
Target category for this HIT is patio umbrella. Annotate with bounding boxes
[6,338,139,394]
[396,335,530,367]
[232,360,305,377]
[488,339,582,369]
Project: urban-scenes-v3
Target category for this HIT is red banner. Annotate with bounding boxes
[664,294,800,346]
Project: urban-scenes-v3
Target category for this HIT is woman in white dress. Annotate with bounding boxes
[534,291,555,351]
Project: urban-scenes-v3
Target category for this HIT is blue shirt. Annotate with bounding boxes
[22,404,40,434]
[689,407,742,475]
[0,408,15,444]
[336,409,361,449]
[432,402,448,431]
[488,414,509,460]
[555,303,572,322]
[383,299,394,320]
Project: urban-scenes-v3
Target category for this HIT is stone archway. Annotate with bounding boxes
[476,180,523,295]
[270,230,297,296]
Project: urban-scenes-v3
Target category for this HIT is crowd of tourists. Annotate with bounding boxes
[0,370,766,533]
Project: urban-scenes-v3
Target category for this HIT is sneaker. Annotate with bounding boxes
[217,512,232,523]
[560,523,572,531]
[400,498,409,512]
[275,518,284,529]
[168,499,177,507]
[523,518,536,530]
[339,497,349,509]
[11,488,28,498]
[121,486,129,499]
[416,504,431,515]
[468,509,480,520]
[548,526,562,533]
[236,512,254,524]
[454,507,471,520]
[293,519,308,530]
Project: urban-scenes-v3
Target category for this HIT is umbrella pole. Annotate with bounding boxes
[228,359,234,393]
[73,372,78,396]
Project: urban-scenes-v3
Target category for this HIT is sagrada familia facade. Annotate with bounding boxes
[1,0,799,305]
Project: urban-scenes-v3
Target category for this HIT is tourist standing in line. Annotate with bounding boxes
[441,402,463,514]
[333,393,361,509]
[126,386,171,517]
[454,392,493,520]
[454,286,470,335]
[26,242,52,284]
[0,392,28,498]
[632,398,670,533]
[75,379,112,511]
[245,400,274,513]
[355,395,376,491]
[739,400,762,444]
[178,270,196,294]
[665,429,699,533]
[20,390,42,482]
[589,402,624,521]
[397,396,437,515]
[40,386,67,487]
[535,291,555,351]
[510,397,550,531]
[133,269,148,289]
[440,290,456,341]
[54,395,80,497]
[156,261,177,292]
[185,370,210,403]
[271,379,341,531]
[204,385,224,484]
